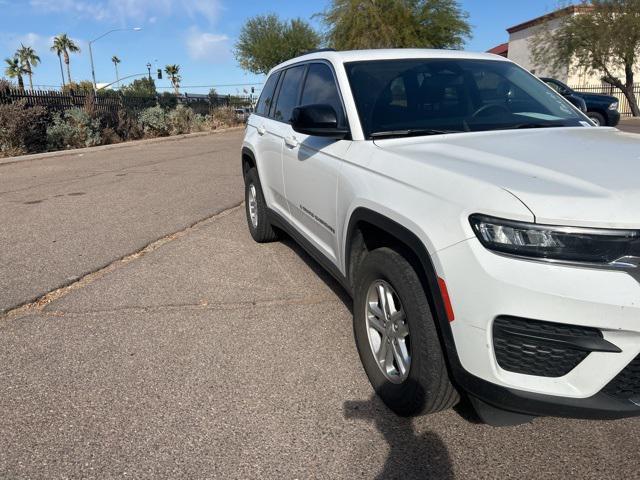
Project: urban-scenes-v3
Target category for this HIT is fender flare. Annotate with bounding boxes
[241,146,256,175]
[345,207,463,377]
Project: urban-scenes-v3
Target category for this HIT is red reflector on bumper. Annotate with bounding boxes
[437,277,455,322]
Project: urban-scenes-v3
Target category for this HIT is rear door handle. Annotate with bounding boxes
[257,125,266,136]
[284,136,299,148]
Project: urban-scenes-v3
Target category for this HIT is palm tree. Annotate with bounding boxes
[17,44,40,90]
[4,57,26,89]
[111,55,121,89]
[50,42,66,88]
[164,64,181,95]
[50,34,80,85]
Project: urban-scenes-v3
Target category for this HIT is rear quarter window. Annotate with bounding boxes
[255,71,280,117]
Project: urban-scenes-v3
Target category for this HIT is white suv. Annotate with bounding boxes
[241,49,640,425]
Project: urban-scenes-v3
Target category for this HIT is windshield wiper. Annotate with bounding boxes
[370,128,461,139]
[506,122,566,130]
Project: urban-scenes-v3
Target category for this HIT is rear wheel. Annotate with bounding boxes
[587,111,606,126]
[353,247,459,416]
[244,168,278,243]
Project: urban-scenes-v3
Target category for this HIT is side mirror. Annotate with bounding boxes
[291,104,349,138]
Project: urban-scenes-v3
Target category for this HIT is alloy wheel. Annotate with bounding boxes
[365,279,411,384]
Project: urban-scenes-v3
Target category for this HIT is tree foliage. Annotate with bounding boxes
[165,64,181,95]
[531,0,640,116]
[235,14,321,74]
[17,44,40,90]
[319,0,471,50]
[51,34,80,85]
[4,57,26,89]
[121,77,157,97]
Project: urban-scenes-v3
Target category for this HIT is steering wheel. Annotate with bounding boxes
[471,104,511,119]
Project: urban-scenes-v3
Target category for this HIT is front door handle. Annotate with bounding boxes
[284,136,299,148]
[257,125,266,136]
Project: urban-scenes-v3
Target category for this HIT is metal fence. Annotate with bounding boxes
[570,83,640,117]
[0,88,253,116]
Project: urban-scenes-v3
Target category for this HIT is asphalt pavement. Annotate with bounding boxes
[1,128,640,479]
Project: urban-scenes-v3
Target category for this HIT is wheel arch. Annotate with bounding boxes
[241,146,256,177]
[344,207,462,373]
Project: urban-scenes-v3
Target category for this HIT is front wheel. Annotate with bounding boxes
[587,111,606,126]
[353,247,459,416]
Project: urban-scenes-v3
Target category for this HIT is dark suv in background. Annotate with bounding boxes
[541,77,621,126]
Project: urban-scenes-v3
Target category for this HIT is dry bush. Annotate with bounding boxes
[208,106,241,129]
[0,100,49,157]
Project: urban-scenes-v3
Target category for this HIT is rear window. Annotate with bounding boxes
[255,71,280,116]
[273,65,306,123]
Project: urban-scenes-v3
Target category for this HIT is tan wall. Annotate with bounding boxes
[506,14,633,85]
[507,17,568,80]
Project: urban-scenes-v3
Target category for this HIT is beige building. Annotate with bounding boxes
[490,5,627,87]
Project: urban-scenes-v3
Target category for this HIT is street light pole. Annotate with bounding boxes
[146,63,152,80]
[89,27,142,93]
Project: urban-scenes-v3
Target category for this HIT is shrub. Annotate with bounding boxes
[192,113,208,132]
[0,78,11,93]
[208,106,241,129]
[116,108,143,141]
[158,92,178,110]
[168,104,196,135]
[0,100,49,157]
[138,105,169,137]
[46,108,102,151]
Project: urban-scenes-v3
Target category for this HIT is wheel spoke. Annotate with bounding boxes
[376,284,389,320]
[396,321,409,338]
[377,336,389,364]
[389,309,405,323]
[384,340,395,370]
[392,341,408,377]
[368,302,384,322]
[368,312,385,334]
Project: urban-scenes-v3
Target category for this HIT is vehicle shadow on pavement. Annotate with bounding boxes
[344,393,453,480]
[278,236,353,312]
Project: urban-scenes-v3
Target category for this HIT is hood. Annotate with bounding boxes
[576,91,618,104]
[375,127,640,229]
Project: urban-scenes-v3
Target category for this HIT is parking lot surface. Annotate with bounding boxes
[1,129,640,478]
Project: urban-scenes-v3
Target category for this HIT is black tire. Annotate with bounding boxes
[244,168,278,243]
[587,111,606,127]
[353,247,459,416]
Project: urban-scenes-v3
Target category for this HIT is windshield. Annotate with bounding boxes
[344,59,588,139]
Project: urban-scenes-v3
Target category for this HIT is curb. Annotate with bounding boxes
[0,126,245,167]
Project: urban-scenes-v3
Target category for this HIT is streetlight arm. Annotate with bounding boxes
[96,72,149,90]
[90,28,141,44]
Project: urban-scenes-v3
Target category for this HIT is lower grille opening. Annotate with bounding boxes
[493,316,605,378]
[603,355,640,400]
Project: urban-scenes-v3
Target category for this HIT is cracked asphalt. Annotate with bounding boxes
[1,129,640,479]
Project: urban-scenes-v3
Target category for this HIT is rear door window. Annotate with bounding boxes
[300,63,346,127]
[255,71,280,117]
[273,65,306,123]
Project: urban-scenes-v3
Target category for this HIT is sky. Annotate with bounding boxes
[1,0,562,95]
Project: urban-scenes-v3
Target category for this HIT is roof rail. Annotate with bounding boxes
[302,48,336,55]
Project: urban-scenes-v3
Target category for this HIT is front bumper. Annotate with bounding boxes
[435,237,640,418]
[607,109,621,127]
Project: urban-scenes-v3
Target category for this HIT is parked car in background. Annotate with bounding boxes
[541,77,620,126]
[235,108,249,123]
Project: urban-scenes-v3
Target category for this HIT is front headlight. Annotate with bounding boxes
[609,101,619,111]
[469,214,640,264]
